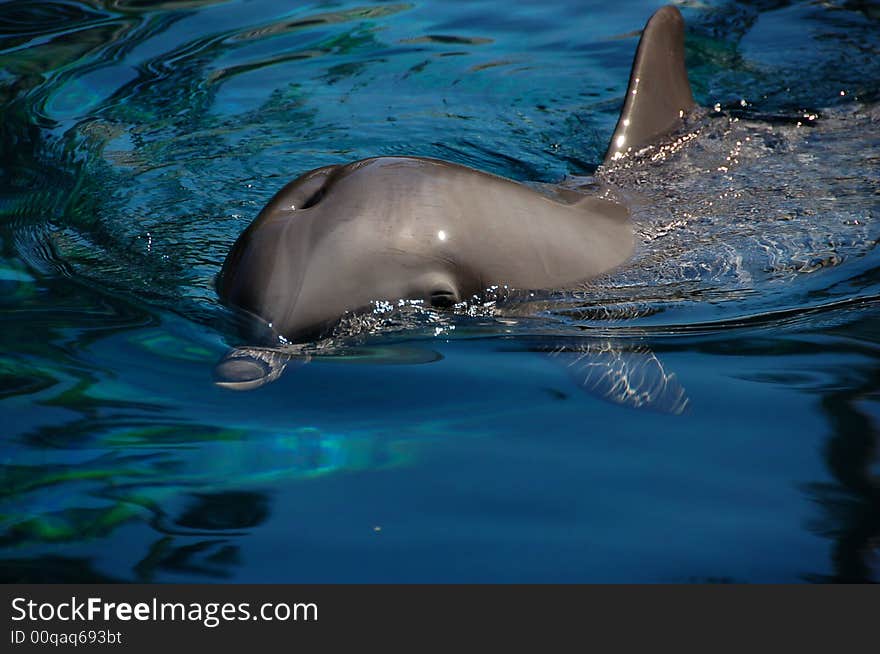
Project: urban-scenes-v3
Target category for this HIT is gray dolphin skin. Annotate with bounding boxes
[217,5,695,346]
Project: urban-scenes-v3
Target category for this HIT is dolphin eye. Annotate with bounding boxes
[429,290,457,309]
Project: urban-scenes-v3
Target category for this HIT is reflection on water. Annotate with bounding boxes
[1,0,879,581]
[806,327,880,583]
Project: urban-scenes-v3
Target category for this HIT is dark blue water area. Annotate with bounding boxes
[1,0,879,582]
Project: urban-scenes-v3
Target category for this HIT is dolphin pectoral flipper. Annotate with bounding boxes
[547,342,690,415]
[604,5,695,163]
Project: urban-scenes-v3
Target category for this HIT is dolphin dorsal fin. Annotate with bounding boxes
[604,5,695,164]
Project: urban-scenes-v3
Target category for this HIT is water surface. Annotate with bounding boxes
[1,0,878,582]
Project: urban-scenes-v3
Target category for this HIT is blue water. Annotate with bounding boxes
[1,0,879,582]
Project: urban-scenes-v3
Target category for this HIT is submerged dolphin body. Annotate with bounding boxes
[215,6,695,392]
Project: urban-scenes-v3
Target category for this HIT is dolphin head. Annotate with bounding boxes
[217,159,477,341]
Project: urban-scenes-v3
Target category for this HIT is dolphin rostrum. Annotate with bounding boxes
[215,5,696,387]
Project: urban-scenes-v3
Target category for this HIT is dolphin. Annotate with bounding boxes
[215,5,696,389]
